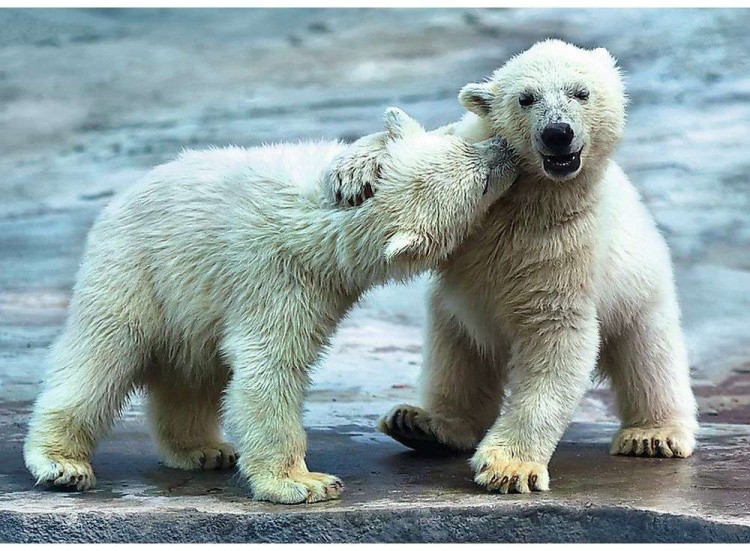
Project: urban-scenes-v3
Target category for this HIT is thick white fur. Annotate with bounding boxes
[23,108,518,503]
[329,40,698,494]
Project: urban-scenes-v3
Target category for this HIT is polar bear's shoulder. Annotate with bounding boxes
[597,160,644,225]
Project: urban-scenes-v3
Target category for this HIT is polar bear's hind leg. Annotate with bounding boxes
[601,306,698,458]
[23,322,142,491]
[146,371,237,470]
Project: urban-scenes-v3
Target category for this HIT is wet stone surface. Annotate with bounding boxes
[0,8,749,542]
[1,413,749,542]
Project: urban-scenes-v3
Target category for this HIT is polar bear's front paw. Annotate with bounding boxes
[324,133,386,207]
[162,442,238,470]
[27,454,96,491]
[377,403,477,454]
[470,446,549,494]
[251,471,344,504]
[610,425,695,458]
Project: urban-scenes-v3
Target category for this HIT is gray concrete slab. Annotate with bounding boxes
[1,413,749,542]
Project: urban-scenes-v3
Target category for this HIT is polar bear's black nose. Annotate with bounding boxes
[541,122,574,152]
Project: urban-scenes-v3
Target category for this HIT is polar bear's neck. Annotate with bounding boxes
[501,164,607,234]
[281,202,398,292]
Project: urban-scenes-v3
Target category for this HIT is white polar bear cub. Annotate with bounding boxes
[328,40,698,494]
[23,108,518,504]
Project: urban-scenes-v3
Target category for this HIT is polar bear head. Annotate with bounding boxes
[458,39,626,182]
[374,107,514,265]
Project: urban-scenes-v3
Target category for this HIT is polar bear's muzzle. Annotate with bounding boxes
[537,122,584,180]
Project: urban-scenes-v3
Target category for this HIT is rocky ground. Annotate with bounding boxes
[0,8,748,542]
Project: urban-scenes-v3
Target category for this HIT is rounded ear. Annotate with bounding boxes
[593,47,616,67]
[459,82,495,117]
[384,230,428,260]
[383,107,424,141]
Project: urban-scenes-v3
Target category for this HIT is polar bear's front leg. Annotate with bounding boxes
[322,131,387,207]
[325,113,488,207]
[471,309,599,494]
[221,328,343,504]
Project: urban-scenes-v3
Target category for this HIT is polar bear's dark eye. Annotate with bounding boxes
[574,89,590,101]
[519,93,535,107]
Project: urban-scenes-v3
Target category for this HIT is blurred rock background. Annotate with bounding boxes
[1,8,749,431]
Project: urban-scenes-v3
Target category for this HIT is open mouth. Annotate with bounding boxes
[542,148,583,178]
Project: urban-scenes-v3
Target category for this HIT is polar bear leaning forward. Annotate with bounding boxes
[328,40,698,494]
[23,108,519,504]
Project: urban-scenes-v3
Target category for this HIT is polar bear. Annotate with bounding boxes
[327,40,698,494]
[23,108,519,504]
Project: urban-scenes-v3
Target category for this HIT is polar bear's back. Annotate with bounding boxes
[168,140,346,197]
[71,140,347,361]
[102,140,346,239]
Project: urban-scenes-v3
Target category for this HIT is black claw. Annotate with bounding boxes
[364,182,374,199]
[412,423,428,437]
[335,191,342,204]
[394,409,405,429]
[347,198,355,207]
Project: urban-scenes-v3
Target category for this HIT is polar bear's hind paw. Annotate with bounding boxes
[610,426,695,458]
[377,404,468,456]
[251,471,344,504]
[28,455,96,492]
[163,442,238,470]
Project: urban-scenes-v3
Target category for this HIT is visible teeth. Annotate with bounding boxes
[549,153,578,166]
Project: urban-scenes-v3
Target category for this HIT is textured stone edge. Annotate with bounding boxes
[2,503,749,543]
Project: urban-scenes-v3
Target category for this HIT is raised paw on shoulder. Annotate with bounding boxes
[324,132,386,207]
